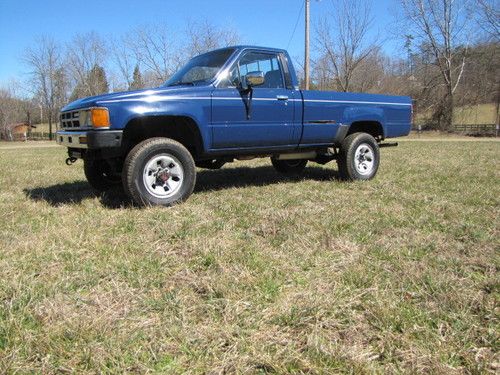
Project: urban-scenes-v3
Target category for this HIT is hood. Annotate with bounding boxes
[61,86,210,111]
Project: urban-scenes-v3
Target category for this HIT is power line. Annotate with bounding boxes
[286,1,305,50]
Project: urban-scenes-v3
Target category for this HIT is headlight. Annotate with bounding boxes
[78,110,89,127]
[78,107,110,128]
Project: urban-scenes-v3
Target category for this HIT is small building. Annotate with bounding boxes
[10,122,36,135]
[5,123,37,141]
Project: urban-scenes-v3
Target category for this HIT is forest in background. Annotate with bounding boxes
[0,0,498,138]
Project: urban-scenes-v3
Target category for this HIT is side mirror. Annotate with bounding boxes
[245,71,265,87]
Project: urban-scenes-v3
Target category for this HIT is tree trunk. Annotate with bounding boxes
[441,91,454,132]
[495,84,499,127]
[48,110,53,140]
[27,111,31,138]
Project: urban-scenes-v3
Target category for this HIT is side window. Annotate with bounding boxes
[218,64,241,88]
[239,52,284,89]
[218,51,285,89]
[227,65,240,87]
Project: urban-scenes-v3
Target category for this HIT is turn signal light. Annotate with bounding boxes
[91,108,110,128]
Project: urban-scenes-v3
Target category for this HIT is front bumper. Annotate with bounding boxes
[56,130,123,149]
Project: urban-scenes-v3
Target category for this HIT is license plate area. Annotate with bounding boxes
[69,150,83,159]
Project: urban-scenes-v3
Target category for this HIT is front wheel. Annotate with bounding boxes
[271,158,308,174]
[83,158,121,191]
[122,138,196,207]
[337,132,380,180]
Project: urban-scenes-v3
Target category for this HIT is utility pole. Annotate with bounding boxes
[304,0,310,90]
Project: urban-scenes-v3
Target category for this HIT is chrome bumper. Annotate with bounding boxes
[56,129,123,150]
[56,130,89,149]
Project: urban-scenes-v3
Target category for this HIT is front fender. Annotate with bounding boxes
[97,90,212,152]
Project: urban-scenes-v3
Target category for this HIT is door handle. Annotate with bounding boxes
[276,95,289,101]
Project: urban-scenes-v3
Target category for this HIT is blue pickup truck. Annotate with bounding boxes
[56,46,412,206]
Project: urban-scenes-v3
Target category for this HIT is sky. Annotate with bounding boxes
[0,0,403,86]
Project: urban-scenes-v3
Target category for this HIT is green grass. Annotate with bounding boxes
[0,139,499,373]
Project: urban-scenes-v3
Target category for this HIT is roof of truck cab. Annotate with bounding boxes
[208,45,287,54]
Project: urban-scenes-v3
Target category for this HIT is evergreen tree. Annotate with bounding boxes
[70,64,109,101]
[129,65,144,90]
[88,64,109,95]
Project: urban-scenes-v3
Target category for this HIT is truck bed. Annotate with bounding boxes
[300,90,412,145]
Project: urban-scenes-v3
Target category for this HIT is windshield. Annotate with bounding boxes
[164,48,235,87]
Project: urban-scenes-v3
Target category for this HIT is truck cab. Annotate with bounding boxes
[56,46,412,206]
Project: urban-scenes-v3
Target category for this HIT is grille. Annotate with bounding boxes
[60,110,81,129]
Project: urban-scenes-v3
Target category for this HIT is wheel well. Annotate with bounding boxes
[347,121,384,141]
[122,116,203,158]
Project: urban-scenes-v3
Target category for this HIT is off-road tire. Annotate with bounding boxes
[122,137,196,207]
[271,158,308,174]
[83,158,121,191]
[337,132,380,181]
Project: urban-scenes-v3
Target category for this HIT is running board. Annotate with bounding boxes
[379,142,398,148]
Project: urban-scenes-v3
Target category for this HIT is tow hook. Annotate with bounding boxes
[65,157,78,165]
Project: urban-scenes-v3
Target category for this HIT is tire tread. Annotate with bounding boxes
[122,137,196,206]
[337,132,380,181]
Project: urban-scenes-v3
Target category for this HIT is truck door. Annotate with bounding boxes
[211,51,300,150]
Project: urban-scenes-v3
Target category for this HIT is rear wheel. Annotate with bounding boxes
[337,132,380,180]
[271,158,308,174]
[83,158,121,191]
[122,138,196,207]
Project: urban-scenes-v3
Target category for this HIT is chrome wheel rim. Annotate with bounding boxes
[143,154,184,198]
[354,143,375,175]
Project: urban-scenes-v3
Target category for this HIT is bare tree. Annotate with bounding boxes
[312,54,336,90]
[477,0,500,41]
[316,0,379,92]
[476,0,500,126]
[401,0,471,130]
[110,35,137,90]
[0,88,13,139]
[128,24,180,86]
[124,22,240,88]
[185,20,240,57]
[349,47,387,93]
[67,31,108,98]
[22,37,64,140]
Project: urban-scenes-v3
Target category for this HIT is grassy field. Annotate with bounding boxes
[0,138,498,373]
[415,103,498,126]
[453,104,498,125]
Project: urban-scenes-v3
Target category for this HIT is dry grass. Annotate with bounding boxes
[0,138,499,373]
[405,131,500,140]
[453,104,498,125]
[414,102,498,125]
